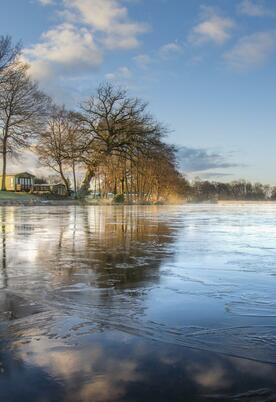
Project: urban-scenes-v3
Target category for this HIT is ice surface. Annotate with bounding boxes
[1,203,276,366]
[0,204,276,363]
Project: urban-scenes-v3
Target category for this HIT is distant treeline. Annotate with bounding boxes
[185,180,276,201]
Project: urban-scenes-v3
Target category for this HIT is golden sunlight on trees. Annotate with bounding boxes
[36,83,188,201]
[76,83,168,195]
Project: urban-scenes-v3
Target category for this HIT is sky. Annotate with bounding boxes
[1,0,276,183]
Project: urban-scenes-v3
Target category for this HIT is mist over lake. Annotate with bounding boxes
[1,204,276,401]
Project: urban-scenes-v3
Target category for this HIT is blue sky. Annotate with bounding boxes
[1,0,276,183]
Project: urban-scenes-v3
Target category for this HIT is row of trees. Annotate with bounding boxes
[36,87,187,201]
[0,35,187,201]
[186,180,276,201]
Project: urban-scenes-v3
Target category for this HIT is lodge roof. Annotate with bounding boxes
[0,172,35,178]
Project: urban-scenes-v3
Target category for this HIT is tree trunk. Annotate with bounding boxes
[1,140,7,191]
[79,166,95,196]
[130,160,133,202]
[72,160,77,198]
[114,176,117,195]
[59,165,70,196]
[125,174,130,203]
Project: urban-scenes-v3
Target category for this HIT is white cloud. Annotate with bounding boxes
[237,0,274,17]
[105,66,132,81]
[159,42,183,58]
[189,6,234,45]
[25,0,149,85]
[102,32,142,50]
[64,0,128,30]
[133,54,152,69]
[26,60,54,81]
[224,31,276,71]
[24,23,102,80]
[63,0,149,49]
[37,0,54,5]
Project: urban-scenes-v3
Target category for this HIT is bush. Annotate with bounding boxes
[113,194,125,204]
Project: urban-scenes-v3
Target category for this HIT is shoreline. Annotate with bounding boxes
[0,197,173,206]
[1,199,276,206]
[217,200,276,204]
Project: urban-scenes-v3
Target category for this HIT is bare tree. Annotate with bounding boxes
[77,83,166,195]
[62,112,84,195]
[0,35,20,74]
[36,107,83,195]
[0,62,50,190]
[36,106,70,194]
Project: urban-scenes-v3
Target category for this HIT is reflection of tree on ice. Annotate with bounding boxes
[1,211,7,289]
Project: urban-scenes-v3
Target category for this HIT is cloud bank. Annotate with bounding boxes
[177,147,240,176]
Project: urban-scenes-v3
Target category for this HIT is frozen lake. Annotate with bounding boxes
[1,204,276,401]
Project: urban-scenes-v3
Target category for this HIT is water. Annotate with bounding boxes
[1,204,276,401]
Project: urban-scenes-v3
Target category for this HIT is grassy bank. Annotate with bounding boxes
[0,191,38,201]
[0,192,172,206]
[0,191,75,206]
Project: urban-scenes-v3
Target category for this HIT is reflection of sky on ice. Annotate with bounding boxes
[1,204,276,401]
